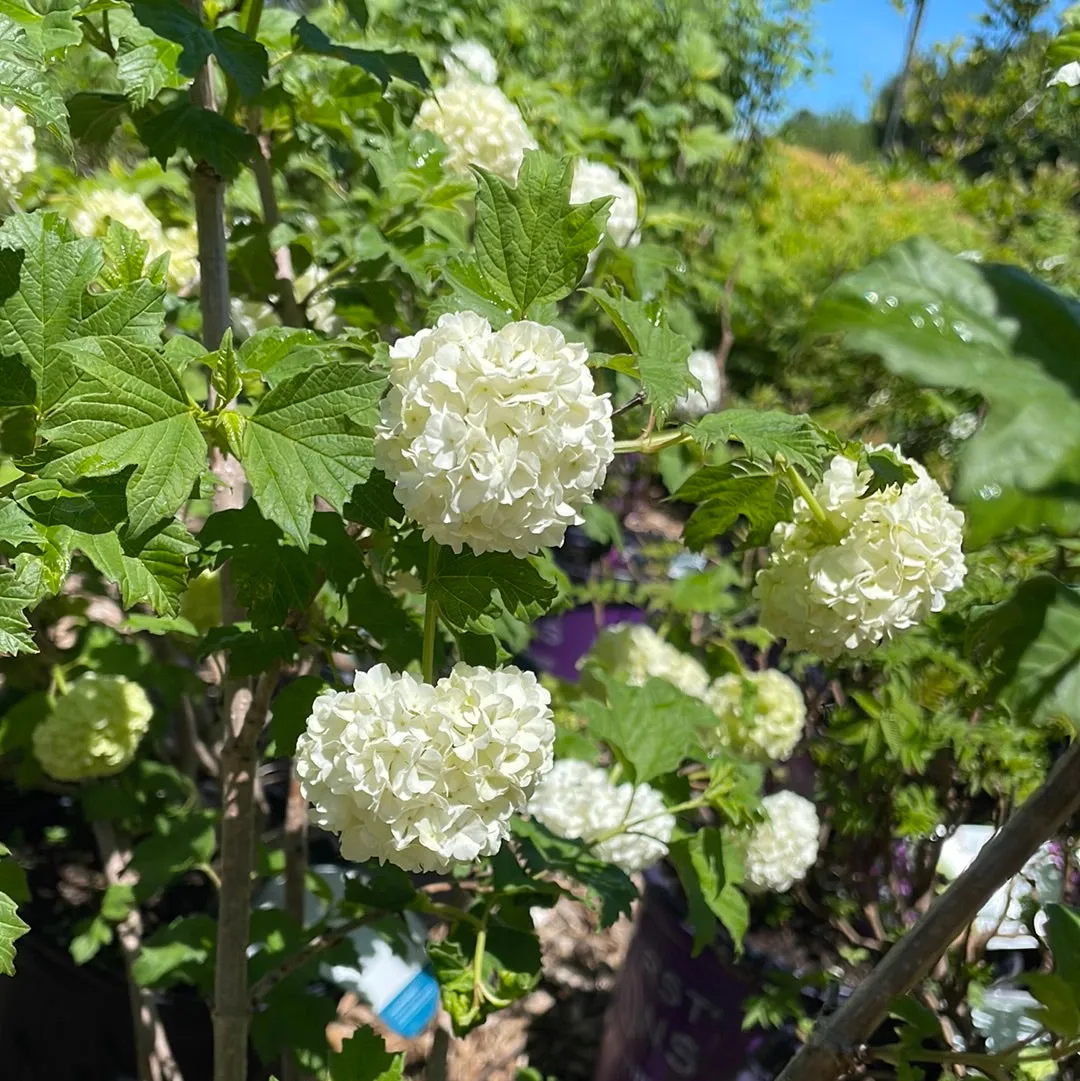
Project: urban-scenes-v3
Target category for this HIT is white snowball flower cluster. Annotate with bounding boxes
[674,349,724,419]
[756,447,966,659]
[528,758,674,874]
[744,790,820,892]
[375,311,614,558]
[445,40,498,85]
[33,674,153,782]
[295,663,555,873]
[586,623,710,699]
[414,80,537,182]
[70,188,199,291]
[570,160,640,250]
[0,105,35,195]
[703,669,806,763]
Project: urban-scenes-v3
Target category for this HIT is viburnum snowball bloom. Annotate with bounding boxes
[528,759,674,874]
[70,189,198,291]
[570,161,640,250]
[33,674,153,782]
[445,40,498,84]
[0,105,35,193]
[703,669,806,763]
[674,349,724,419]
[295,663,555,873]
[586,623,710,699]
[414,80,537,182]
[374,311,614,558]
[1049,61,1080,88]
[744,790,820,892]
[756,448,966,659]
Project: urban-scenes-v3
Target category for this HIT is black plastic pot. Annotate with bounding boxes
[0,933,267,1081]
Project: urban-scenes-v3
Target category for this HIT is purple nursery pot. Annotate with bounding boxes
[595,870,787,1081]
[525,604,647,683]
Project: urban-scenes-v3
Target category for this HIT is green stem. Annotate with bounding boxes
[590,796,707,847]
[783,465,842,544]
[414,897,485,930]
[613,429,693,455]
[422,538,440,684]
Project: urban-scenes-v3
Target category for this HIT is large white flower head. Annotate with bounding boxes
[445,40,498,85]
[528,758,674,874]
[70,188,198,292]
[0,105,35,194]
[33,674,153,782]
[703,669,806,763]
[570,160,640,250]
[295,663,555,873]
[414,80,537,182]
[585,623,710,700]
[374,311,614,558]
[674,349,724,420]
[756,447,966,660]
[744,790,820,893]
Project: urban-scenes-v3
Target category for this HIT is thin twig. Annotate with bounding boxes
[93,821,183,1081]
[775,739,1080,1081]
[249,913,382,1002]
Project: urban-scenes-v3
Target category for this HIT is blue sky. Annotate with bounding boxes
[785,0,1070,119]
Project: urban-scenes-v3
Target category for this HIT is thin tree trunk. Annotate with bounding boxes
[93,821,183,1081]
[213,665,282,1081]
[883,0,928,155]
[279,764,309,1081]
[775,738,1080,1081]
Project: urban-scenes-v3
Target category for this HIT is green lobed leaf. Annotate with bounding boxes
[0,564,39,655]
[687,408,828,474]
[0,16,70,146]
[115,29,185,108]
[291,16,428,88]
[684,828,748,951]
[129,810,217,900]
[67,90,128,144]
[1047,904,1080,1005]
[667,836,716,956]
[584,288,693,420]
[269,675,325,757]
[328,1025,404,1081]
[579,676,714,784]
[676,463,789,551]
[0,0,81,57]
[0,885,28,976]
[37,337,204,539]
[510,817,636,928]
[473,151,611,319]
[417,543,558,634]
[135,100,257,180]
[237,326,335,387]
[969,575,1080,725]
[132,914,215,992]
[237,362,385,548]
[810,238,1080,513]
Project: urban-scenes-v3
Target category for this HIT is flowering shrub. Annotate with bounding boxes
[32,675,153,782]
[296,664,554,872]
[0,6,1074,1081]
[374,311,615,557]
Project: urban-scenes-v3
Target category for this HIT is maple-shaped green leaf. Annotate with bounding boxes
[115,27,185,108]
[675,462,791,550]
[37,337,204,538]
[328,1025,404,1081]
[0,212,101,410]
[13,471,130,534]
[417,543,558,633]
[688,409,829,475]
[579,676,715,784]
[67,90,128,145]
[0,0,82,57]
[0,564,38,654]
[135,100,257,180]
[236,362,384,548]
[584,288,693,420]
[0,16,70,146]
[291,16,428,88]
[683,828,748,951]
[0,887,29,976]
[474,151,611,319]
[238,327,334,387]
[76,521,198,616]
